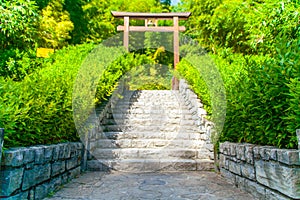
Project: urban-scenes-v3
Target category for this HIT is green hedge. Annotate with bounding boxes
[0,43,94,148]
[95,53,152,103]
[177,39,299,149]
[0,43,155,148]
[222,38,299,148]
[0,48,46,81]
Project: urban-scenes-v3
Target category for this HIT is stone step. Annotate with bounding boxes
[106,113,195,120]
[120,97,180,102]
[102,125,202,132]
[111,107,189,112]
[96,139,210,149]
[122,90,179,95]
[87,158,214,172]
[101,118,196,126]
[92,148,212,160]
[114,100,184,104]
[99,131,209,140]
[110,108,192,115]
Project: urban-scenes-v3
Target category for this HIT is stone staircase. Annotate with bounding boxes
[87,90,214,172]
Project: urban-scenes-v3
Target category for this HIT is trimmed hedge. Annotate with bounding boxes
[222,38,299,148]
[0,43,154,148]
[0,43,94,148]
[177,39,299,149]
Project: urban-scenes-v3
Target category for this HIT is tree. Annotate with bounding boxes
[38,0,74,48]
[0,0,39,49]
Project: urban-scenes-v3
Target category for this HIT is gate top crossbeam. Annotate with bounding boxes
[111,11,191,20]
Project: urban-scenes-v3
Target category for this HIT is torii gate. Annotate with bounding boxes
[111,11,191,90]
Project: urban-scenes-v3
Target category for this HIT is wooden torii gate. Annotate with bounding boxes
[111,11,191,90]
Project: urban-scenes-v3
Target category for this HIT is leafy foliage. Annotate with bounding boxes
[38,0,74,48]
[222,38,299,148]
[178,0,300,148]
[182,0,300,54]
[128,63,172,90]
[0,0,39,49]
[95,53,153,103]
[0,43,94,148]
[0,48,45,81]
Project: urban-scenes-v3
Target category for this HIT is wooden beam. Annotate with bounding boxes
[173,16,180,68]
[124,16,129,51]
[111,11,191,20]
[173,16,180,90]
[117,26,186,32]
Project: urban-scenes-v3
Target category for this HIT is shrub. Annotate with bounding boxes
[0,0,39,50]
[95,53,153,103]
[0,48,45,81]
[0,43,94,148]
[221,38,300,148]
[1,43,157,148]
[177,42,299,148]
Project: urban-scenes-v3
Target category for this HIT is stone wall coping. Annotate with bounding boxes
[1,142,83,167]
[220,141,300,199]
[220,142,300,166]
[0,142,83,199]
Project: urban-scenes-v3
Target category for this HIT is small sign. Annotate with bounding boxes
[36,48,54,58]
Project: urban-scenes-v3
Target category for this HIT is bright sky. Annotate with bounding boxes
[171,0,180,5]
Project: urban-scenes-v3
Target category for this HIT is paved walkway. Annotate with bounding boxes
[45,171,256,200]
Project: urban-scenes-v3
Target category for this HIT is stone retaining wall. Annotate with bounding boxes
[83,78,127,170]
[0,142,83,200]
[219,142,300,199]
[178,79,214,152]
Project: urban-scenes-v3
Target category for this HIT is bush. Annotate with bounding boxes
[95,53,153,103]
[0,43,158,148]
[221,38,300,148]
[0,43,94,148]
[177,59,212,114]
[0,48,45,81]
[183,0,300,55]
[177,40,299,148]
[0,0,39,50]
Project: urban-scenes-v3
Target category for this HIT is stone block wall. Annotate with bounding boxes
[0,142,83,200]
[219,142,300,199]
[178,79,214,153]
[83,78,127,170]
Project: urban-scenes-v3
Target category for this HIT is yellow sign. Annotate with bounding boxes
[36,48,54,58]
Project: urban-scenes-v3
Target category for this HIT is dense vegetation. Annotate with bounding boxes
[178,0,300,148]
[0,0,299,149]
[0,0,170,148]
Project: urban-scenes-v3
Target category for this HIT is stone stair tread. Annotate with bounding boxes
[93,147,205,151]
[87,158,214,172]
[110,109,192,113]
[100,131,208,140]
[102,125,202,133]
[103,120,195,125]
[102,125,200,129]
[92,148,211,160]
[96,139,209,149]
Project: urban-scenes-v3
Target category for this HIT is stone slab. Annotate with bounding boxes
[0,168,24,196]
[22,163,51,190]
[51,160,66,176]
[255,160,300,199]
